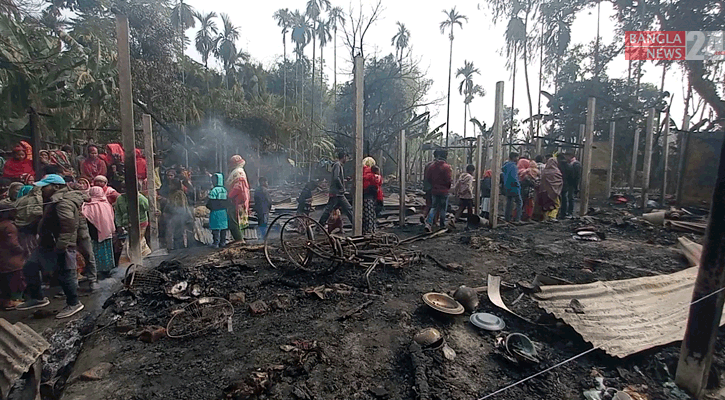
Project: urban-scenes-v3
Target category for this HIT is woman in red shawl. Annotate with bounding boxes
[226,155,250,242]
[81,145,107,180]
[2,144,35,180]
[362,159,383,234]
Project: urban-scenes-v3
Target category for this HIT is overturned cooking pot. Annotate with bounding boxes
[453,286,479,312]
[413,328,444,349]
[422,293,465,315]
[505,333,539,363]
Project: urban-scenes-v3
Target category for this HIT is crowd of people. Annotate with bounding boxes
[0,140,265,317]
[416,149,582,231]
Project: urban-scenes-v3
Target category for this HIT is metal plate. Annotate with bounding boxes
[470,313,506,331]
[422,293,465,315]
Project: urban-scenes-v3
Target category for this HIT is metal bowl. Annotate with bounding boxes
[453,286,479,312]
[505,333,539,363]
[422,293,465,315]
[413,328,444,349]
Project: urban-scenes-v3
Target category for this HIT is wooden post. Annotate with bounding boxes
[399,129,406,226]
[490,81,504,228]
[578,124,585,160]
[580,97,596,216]
[143,114,159,251]
[629,126,641,195]
[676,115,690,204]
[116,14,140,262]
[353,55,364,236]
[475,134,483,213]
[676,135,725,397]
[606,121,616,198]
[661,109,670,202]
[641,108,655,208]
[28,108,41,180]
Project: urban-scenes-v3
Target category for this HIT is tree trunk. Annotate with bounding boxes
[320,43,324,120]
[522,7,534,145]
[463,100,467,138]
[333,28,337,108]
[511,44,518,149]
[537,21,543,143]
[283,33,287,116]
[687,60,725,124]
[445,30,454,147]
[311,34,316,129]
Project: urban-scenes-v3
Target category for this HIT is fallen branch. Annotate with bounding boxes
[409,342,430,400]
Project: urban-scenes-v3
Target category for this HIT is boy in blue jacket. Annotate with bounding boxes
[206,173,229,248]
[502,152,522,223]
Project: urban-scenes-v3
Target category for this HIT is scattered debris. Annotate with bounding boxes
[409,342,431,400]
[79,362,113,381]
[229,292,246,305]
[338,300,374,321]
[248,300,269,315]
[0,319,49,399]
[139,326,166,343]
[223,371,272,399]
[166,297,235,338]
[567,299,586,314]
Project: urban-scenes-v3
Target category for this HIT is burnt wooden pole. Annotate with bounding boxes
[353,55,364,236]
[143,114,159,251]
[579,97,596,216]
[661,109,671,202]
[490,81,504,228]
[629,127,641,195]
[676,134,725,397]
[641,108,655,208]
[474,134,483,213]
[28,108,41,180]
[676,115,690,205]
[116,13,140,262]
[578,124,585,160]
[606,121,616,198]
[399,129,406,226]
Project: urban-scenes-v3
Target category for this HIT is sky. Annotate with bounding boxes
[184,0,691,138]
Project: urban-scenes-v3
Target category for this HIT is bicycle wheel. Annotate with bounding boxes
[280,215,336,271]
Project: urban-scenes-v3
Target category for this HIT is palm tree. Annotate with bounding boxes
[291,10,311,118]
[273,8,292,114]
[456,60,482,138]
[216,13,240,88]
[171,0,195,51]
[305,0,331,128]
[505,17,525,145]
[316,18,332,110]
[391,21,410,66]
[439,7,468,147]
[194,11,218,69]
[328,6,345,107]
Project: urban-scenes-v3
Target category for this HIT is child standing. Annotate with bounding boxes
[206,173,228,248]
[449,164,475,229]
[253,177,272,237]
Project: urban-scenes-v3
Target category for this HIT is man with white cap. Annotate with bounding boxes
[16,174,85,319]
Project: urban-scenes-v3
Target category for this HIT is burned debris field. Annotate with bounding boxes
[60,211,709,400]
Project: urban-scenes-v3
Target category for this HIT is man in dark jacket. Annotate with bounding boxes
[558,152,581,218]
[424,150,452,232]
[16,174,85,319]
[318,151,354,232]
[502,152,522,222]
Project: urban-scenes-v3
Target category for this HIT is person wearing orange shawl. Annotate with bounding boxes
[2,144,35,181]
[226,155,250,242]
[80,145,107,180]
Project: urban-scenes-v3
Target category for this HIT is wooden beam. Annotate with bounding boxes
[661,109,671,201]
[580,97,596,216]
[143,114,159,251]
[629,127,641,195]
[490,81,504,228]
[399,129,406,226]
[475,134,483,213]
[578,124,585,160]
[353,55,364,236]
[676,115,691,205]
[116,13,140,262]
[676,134,725,397]
[606,121,616,199]
[641,108,655,208]
[28,108,41,180]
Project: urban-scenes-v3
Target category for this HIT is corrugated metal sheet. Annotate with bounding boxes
[533,265,725,358]
[0,318,49,399]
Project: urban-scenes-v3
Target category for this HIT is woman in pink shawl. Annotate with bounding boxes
[93,175,120,204]
[226,155,250,242]
[82,187,116,274]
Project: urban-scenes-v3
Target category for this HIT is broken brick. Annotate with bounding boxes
[249,300,269,315]
[229,292,246,305]
[80,362,113,381]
